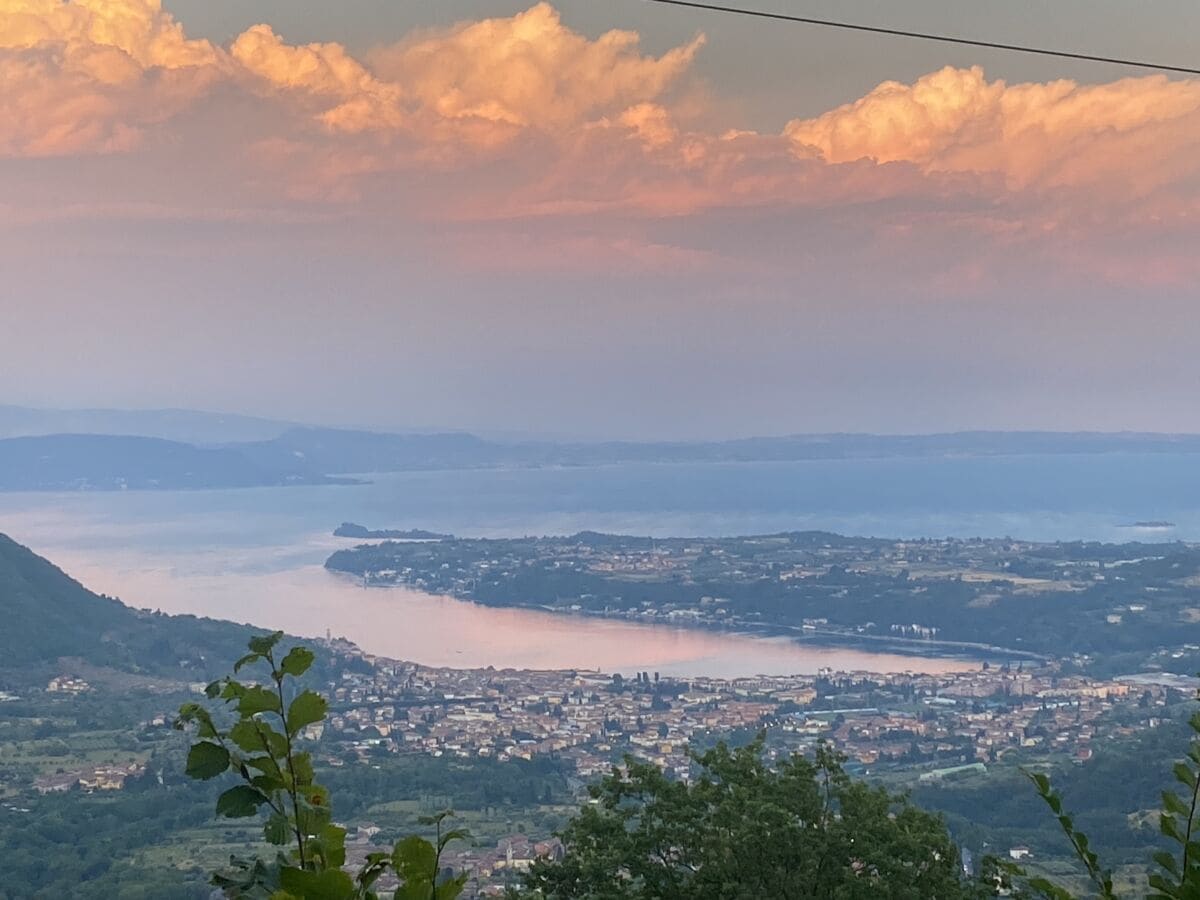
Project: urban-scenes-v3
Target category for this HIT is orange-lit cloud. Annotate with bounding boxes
[4,1,1200,285]
[369,3,703,132]
[230,25,405,132]
[785,65,1200,193]
[1,0,217,68]
[0,0,221,156]
[230,1,703,151]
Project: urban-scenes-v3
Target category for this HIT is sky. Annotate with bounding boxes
[2,0,1200,439]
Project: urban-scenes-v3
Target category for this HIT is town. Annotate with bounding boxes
[318,639,1178,781]
[306,638,1186,893]
[4,633,1191,896]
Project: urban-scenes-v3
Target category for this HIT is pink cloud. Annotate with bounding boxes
[3,2,1200,283]
[785,65,1200,195]
[0,0,221,156]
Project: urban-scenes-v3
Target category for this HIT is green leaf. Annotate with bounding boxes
[264,813,292,846]
[1026,877,1075,900]
[280,647,316,678]
[291,751,315,788]
[244,754,284,779]
[400,880,435,900]
[1162,813,1182,842]
[220,680,246,702]
[230,720,288,757]
[358,853,392,890]
[1029,771,1051,795]
[250,773,287,795]
[434,872,469,900]
[438,827,470,850]
[249,632,285,656]
[1148,872,1178,894]
[286,690,327,736]
[296,791,333,837]
[216,785,270,818]
[1153,849,1180,876]
[238,685,283,717]
[205,679,225,698]
[1175,762,1198,790]
[233,653,261,673]
[177,703,220,739]
[313,823,347,869]
[1164,791,1190,816]
[393,835,438,885]
[186,741,231,780]
[278,867,356,900]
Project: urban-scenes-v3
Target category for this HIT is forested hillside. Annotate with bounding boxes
[0,534,256,685]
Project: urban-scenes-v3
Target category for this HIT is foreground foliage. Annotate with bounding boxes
[516,737,992,899]
[1014,701,1200,899]
[177,632,466,899]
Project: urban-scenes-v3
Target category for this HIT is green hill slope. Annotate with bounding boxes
[0,533,256,684]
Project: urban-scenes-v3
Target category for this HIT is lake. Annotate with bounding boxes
[2,454,1198,676]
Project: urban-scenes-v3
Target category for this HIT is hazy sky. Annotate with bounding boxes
[2,0,1200,439]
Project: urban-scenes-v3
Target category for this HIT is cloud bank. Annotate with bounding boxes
[2,0,1199,283]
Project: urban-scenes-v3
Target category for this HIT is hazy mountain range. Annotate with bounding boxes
[5,405,1200,491]
[0,404,292,444]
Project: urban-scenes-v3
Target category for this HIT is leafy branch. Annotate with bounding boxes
[1015,692,1200,900]
[176,632,470,900]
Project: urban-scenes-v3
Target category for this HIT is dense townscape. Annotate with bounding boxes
[8,632,1190,895]
[316,638,1185,793]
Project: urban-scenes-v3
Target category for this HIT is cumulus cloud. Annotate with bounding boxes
[4,2,1200,284]
[229,1,703,150]
[230,25,404,132]
[370,3,703,132]
[785,66,1200,192]
[1,0,217,67]
[0,0,221,156]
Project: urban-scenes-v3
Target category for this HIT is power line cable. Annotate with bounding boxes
[642,0,1200,76]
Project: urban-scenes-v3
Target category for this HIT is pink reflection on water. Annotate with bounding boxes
[48,553,977,678]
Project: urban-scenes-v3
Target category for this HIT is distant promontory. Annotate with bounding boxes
[334,522,454,540]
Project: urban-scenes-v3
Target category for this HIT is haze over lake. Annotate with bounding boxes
[2,453,1197,676]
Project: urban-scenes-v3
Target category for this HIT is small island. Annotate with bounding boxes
[1121,521,1177,529]
[334,522,454,540]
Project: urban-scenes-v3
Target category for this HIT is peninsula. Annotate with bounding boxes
[334,522,454,540]
[325,530,1200,674]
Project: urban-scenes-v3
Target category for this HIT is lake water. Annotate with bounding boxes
[3,454,1198,676]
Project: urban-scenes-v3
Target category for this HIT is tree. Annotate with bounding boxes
[176,632,468,899]
[516,736,993,899]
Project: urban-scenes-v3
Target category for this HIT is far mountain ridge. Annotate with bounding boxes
[0,433,342,491]
[0,404,293,444]
[233,426,1200,473]
[4,426,1200,492]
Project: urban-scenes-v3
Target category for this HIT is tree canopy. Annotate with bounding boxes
[517,737,990,900]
